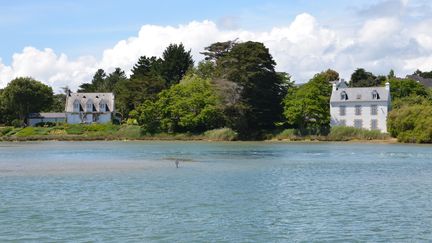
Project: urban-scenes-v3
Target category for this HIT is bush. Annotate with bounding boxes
[11,119,23,128]
[274,129,300,140]
[35,122,57,127]
[204,128,238,141]
[388,104,432,143]
[0,127,13,136]
[15,127,50,137]
[327,126,388,141]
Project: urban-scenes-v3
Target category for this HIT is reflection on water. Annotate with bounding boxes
[1,141,432,241]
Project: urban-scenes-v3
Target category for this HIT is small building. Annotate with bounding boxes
[65,92,115,124]
[27,112,66,126]
[330,81,391,133]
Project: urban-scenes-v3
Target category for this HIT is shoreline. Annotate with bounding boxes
[0,136,401,144]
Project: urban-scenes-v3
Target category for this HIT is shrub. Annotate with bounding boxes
[204,128,238,141]
[327,126,388,141]
[15,127,50,137]
[388,104,432,143]
[0,127,13,136]
[275,129,300,140]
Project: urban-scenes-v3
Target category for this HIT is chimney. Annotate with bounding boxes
[332,82,337,91]
[385,82,390,91]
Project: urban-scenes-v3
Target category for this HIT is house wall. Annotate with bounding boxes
[66,113,111,124]
[28,118,66,126]
[330,101,389,133]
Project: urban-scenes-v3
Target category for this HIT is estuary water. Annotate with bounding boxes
[0,141,431,242]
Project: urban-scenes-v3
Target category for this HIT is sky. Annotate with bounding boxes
[1,0,432,92]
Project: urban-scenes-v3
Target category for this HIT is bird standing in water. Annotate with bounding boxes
[175,159,179,168]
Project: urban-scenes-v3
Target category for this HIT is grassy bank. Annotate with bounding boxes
[0,124,396,142]
[271,126,392,142]
[0,124,239,141]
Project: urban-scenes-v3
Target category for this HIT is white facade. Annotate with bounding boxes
[65,92,115,124]
[330,82,391,133]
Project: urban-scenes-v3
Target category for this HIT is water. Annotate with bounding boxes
[1,141,432,242]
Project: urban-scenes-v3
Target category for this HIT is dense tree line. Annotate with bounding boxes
[1,40,432,142]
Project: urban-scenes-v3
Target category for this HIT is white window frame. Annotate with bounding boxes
[355,105,362,116]
[371,105,378,115]
[339,105,346,116]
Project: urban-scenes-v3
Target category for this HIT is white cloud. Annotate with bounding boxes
[1,1,432,92]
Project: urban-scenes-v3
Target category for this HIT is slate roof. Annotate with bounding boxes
[331,86,390,103]
[28,113,66,118]
[406,75,432,87]
[65,92,114,112]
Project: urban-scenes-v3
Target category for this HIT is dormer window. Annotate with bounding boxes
[99,102,107,112]
[73,100,80,112]
[86,100,93,112]
[340,91,348,100]
[372,90,380,100]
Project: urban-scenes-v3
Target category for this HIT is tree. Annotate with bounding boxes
[130,56,163,80]
[161,43,194,86]
[136,74,225,133]
[78,69,107,92]
[322,69,340,82]
[350,68,384,87]
[388,104,432,143]
[216,41,290,136]
[1,77,53,123]
[388,69,395,79]
[388,77,428,100]
[50,94,66,112]
[201,39,237,62]
[283,72,332,135]
[115,56,166,118]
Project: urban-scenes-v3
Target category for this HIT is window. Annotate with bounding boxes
[73,100,80,112]
[354,119,363,129]
[371,105,378,115]
[356,94,362,100]
[355,105,362,115]
[339,106,346,116]
[372,90,380,100]
[371,119,378,130]
[99,103,106,112]
[340,119,346,126]
[86,103,93,112]
[340,91,348,100]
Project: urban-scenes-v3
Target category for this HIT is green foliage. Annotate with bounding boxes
[326,126,388,141]
[203,128,238,141]
[1,77,53,122]
[274,129,300,140]
[216,41,291,135]
[136,74,225,134]
[350,68,385,87]
[388,104,432,143]
[283,71,332,135]
[15,127,52,137]
[79,68,126,93]
[413,69,432,79]
[161,43,194,86]
[201,39,237,62]
[0,127,13,136]
[388,77,428,100]
[49,93,66,112]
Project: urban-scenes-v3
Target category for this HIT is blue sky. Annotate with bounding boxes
[1,0,432,91]
[0,0,371,63]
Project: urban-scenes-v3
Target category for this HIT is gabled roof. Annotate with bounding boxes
[331,86,390,103]
[406,75,432,87]
[65,92,114,112]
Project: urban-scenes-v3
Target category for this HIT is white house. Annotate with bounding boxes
[330,81,391,133]
[65,92,115,124]
[27,113,66,126]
